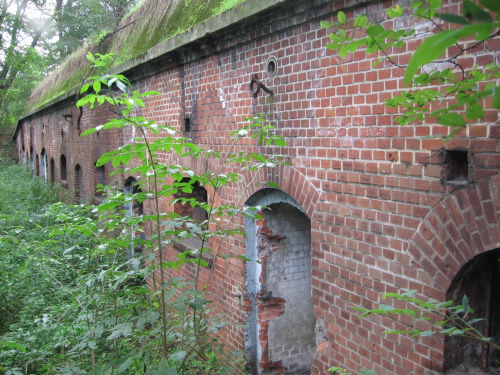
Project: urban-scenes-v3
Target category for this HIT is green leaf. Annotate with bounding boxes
[117,357,134,373]
[419,330,436,337]
[468,318,485,325]
[437,13,471,24]
[462,295,469,312]
[480,0,500,11]
[366,25,385,37]
[404,23,493,84]
[348,42,358,53]
[437,112,466,127]
[147,359,177,375]
[80,83,91,94]
[339,44,349,58]
[463,0,493,22]
[466,103,484,119]
[2,342,27,352]
[93,80,102,94]
[320,20,333,28]
[387,5,403,18]
[338,11,346,25]
[116,80,127,92]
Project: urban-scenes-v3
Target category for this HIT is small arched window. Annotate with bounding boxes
[94,163,106,197]
[40,149,47,181]
[60,155,67,182]
[50,158,55,184]
[75,164,83,203]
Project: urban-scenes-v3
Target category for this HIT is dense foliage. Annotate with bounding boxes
[0,0,138,133]
[1,50,285,373]
[0,162,229,374]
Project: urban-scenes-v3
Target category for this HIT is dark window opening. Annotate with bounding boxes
[94,163,106,197]
[75,164,83,203]
[50,158,55,184]
[29,147,34,176]
[173,177,210,265]
[184,117,191,132]
[60,155,67,187]
[41,149,47,181]
[441,149,469,185]
[124,177,145,260]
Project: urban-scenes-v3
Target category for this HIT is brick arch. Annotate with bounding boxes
[164,154,221,206]
[241,164,321,219]
[166,155,321,214]
[408,175,500,294]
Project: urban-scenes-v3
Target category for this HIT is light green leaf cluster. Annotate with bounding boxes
[323,0,500,142]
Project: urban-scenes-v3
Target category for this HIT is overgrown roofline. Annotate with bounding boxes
[18,0,288,122]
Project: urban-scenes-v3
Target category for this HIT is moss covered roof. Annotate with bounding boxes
[25,0,251,114]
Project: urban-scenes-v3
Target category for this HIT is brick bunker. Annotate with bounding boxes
[13,0,500,373]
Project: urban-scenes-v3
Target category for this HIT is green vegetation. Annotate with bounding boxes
[2,53,284,373]
[0,0,139,133]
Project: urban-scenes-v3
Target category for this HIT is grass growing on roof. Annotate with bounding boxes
[25,0,247,113]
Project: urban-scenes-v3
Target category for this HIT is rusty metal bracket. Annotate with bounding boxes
[249,73,273,98]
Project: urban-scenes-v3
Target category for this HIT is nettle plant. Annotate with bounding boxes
[322,0,500,142]
[72,52,286,373]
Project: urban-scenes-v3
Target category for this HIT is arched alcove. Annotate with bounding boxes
[245,188,315,375]
[40,149,47,181]
[172,177,208,253]
[60,155,67,185]
[29,147,34,175]
[407,175,500,373]
[35,154,40,176]
[74,164,83,203]
[49,158,55,184]
[94,162,106,197]
[444,248,500,373]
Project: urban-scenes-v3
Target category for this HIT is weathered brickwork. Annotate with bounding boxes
[14,0,500,373]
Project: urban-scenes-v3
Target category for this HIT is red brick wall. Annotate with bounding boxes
[15,0,500,373]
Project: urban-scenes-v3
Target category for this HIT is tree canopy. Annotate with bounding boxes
[0,0,138,133]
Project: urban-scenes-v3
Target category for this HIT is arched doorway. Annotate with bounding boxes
[245,189,315,375]
[445,248,500,373]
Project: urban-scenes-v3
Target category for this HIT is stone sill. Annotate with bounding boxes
[173,237,214,267]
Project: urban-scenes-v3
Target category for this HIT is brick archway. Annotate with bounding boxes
[242,164,321,220]
[408,175,500,295]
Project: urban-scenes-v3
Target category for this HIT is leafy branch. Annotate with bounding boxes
[353,290,500,350]
[322,0,500,141]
